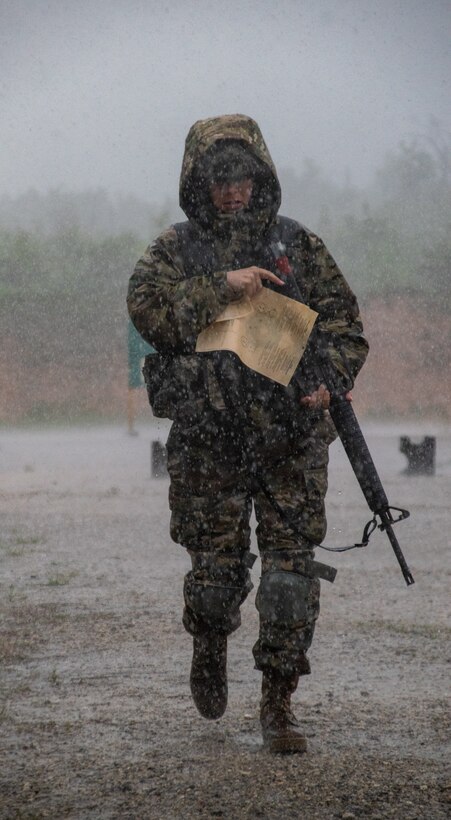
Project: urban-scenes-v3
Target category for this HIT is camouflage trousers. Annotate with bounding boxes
[166,410,329,676]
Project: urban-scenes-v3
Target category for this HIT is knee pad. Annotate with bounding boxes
[184,576,245,623]
[184,551,254,624]
[256,571,320,626]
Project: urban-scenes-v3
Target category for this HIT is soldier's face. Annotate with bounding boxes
[209,179,253,213]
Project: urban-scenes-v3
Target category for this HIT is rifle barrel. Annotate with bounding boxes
[329,396,389,513]
[379,511,415,586]
[329,395,414,586]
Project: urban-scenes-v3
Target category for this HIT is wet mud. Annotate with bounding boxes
[0,423,450,818]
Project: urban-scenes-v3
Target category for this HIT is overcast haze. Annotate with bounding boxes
[1,0,450,206]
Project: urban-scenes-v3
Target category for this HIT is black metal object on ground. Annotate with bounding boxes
[400,436,436,476]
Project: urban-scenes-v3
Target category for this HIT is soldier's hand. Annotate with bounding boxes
[300,384,331,410]
[226,266,285,298]
[300,386,353,410]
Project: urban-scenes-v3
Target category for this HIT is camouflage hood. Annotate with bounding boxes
[179,114,281,231]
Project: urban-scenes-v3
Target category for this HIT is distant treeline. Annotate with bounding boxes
[0,127,450,423]
[0,188,175,244]
[1,126,450,302]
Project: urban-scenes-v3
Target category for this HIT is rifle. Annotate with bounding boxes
[270,239,415,587]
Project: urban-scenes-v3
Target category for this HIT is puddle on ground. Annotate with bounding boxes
[234,731,262,750]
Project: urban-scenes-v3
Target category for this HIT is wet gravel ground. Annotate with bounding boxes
[0,421,450,819]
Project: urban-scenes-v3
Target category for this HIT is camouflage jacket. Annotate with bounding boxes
[127,114,368,426]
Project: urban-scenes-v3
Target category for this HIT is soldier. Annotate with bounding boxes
[127,114,368,753]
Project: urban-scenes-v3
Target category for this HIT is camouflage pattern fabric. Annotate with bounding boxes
[127,114,369,676]
[179,114,281,224]
[167,410,327,675]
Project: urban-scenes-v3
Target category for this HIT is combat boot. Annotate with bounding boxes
[190,632,227,720]
[260,669,307,754]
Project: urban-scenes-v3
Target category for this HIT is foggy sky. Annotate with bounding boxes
[1,0,450,204]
